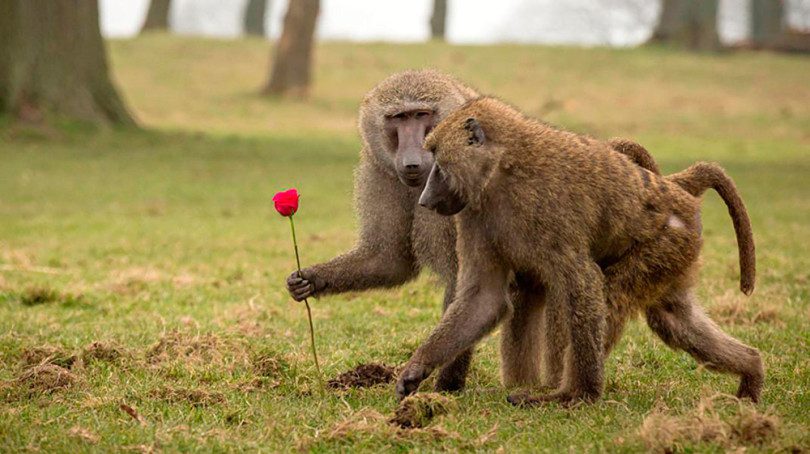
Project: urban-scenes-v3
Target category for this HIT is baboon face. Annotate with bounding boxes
[359,70,479,189]
[422,115,495,214]
[384,109,438,187]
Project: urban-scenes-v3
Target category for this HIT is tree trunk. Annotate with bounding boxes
[751,0,784,48]
[430,0,448,41]
[0,0,136,126]
[264,0,319,98]
[141,0,171,33]
[648,0,721,51]
[244,0,268,37]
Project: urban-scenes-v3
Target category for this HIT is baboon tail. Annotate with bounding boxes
[669,162,756,295]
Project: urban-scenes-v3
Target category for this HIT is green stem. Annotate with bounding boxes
[289,215,324,394]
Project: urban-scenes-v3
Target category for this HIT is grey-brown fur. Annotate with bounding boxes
[399,96,763,405]
[285,71,664,394]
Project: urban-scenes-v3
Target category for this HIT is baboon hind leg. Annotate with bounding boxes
[435,281,473,392]
[500,287,545,388]
[645,287,764,402]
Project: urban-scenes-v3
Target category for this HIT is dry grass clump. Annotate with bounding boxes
[638,394,780,452]
[20,345,77,369]
[390,393,456,429]
[710,290,781,326]
[18,286,81,306]
[327,363,397,391]
[298,408,458,450]
[149,386,225,407]
[81,341,127,364]
[146,330,249,369]
[68,426,100,444]
[3,364,78,399]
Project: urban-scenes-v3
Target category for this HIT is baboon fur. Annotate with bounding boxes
[284,70,662,393]
[397,96,762,405]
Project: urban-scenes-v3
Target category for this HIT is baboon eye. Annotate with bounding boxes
[415,111,429,118]
[430,146,437,154]
[391,112,406,120]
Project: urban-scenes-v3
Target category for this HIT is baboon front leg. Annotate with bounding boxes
[500,287,546,388]
[397,265,509,399]
[508,260,606,406]
[540,298,568,389]
[435,281,474,393]
[645,288,764,402]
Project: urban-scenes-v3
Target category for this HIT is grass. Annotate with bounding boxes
[0,35,808,451]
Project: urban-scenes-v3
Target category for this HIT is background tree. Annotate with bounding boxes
[264,0,319,98]
[649,0,721,51]
[244,0,268,37]
[430,0,448,41]
[0,0,135,126]
[141,0,172,33]
[751,0,810,52]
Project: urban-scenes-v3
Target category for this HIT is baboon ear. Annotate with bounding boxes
[463,117,485,146]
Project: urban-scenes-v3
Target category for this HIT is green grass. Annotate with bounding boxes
[1,36,808,452]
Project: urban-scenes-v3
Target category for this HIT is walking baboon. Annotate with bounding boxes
[398,96,762,405]
[285,70,661,392]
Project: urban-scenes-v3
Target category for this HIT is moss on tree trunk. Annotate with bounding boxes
[0,0,136,126]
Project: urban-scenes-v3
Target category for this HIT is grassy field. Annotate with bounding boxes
[1,36,808,452]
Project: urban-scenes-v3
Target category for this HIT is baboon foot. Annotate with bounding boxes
[736,373,763,403]
[396,361,432,400]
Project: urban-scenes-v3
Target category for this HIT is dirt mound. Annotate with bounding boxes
[638,394,780,452]
[9,364,77,397]
[20,345,77,369]
[390,393,456,429]
[327,363,396,390]
[82,341,126,364]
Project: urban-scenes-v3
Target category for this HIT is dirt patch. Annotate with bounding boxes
[20,345,77,369]
[390,393,456,429]
[638,394,780,452]
[149,386,225,407]
[327,363,396,391]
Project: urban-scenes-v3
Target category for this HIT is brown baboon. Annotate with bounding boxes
[397,96,762,405]
[285,70,661,393]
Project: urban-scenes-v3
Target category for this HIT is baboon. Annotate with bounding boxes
[397,96,762,405]
[285,70,661,393]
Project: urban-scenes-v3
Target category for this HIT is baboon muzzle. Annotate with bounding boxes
[419,164,467,216]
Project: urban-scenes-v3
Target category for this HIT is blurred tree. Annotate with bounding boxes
[0,0,135,125]
[751,0,784,47]
[264,0,319,98]
[141,0,172,33]
[649,0,721,51]
[430,0,448,41]
[244,0,268,37]
[751,0,810,52]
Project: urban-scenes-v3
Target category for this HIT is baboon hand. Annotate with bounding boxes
[286,270,324,301]
[396,361,432,400]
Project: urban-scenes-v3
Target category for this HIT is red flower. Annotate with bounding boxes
[273,188,299,217]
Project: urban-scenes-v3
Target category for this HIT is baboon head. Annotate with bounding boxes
[420,97,506,215]
[359,70,478,188]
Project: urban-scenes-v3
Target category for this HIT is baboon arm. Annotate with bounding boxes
[412,250,509,369]
[299,160,419,296]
